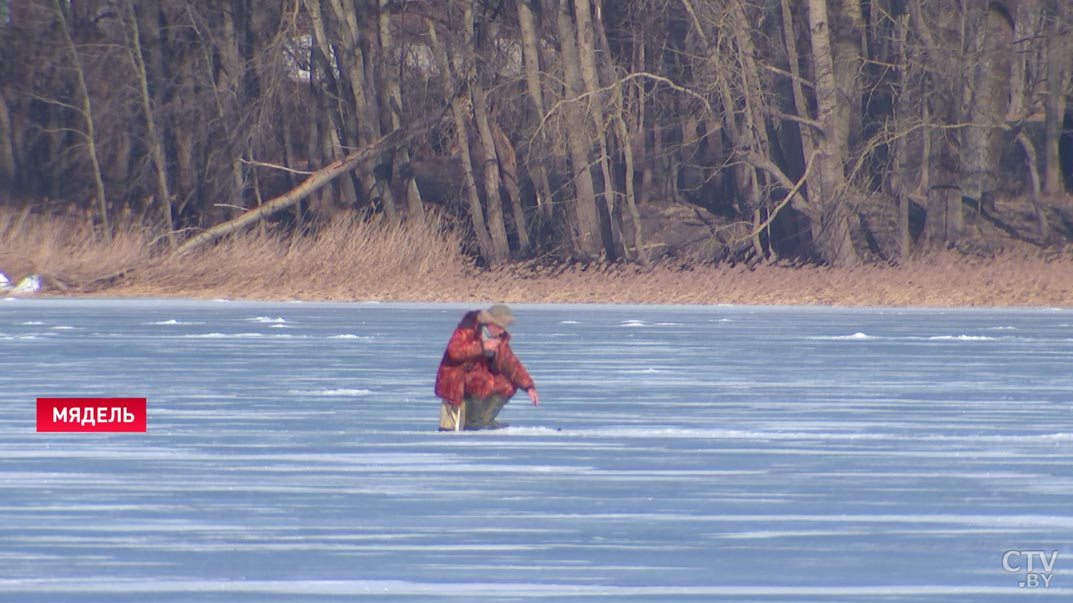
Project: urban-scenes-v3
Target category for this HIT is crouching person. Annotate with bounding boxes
[435,304,539,431]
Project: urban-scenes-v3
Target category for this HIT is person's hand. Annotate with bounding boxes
[527,387,539,407]
[482,337,501,354]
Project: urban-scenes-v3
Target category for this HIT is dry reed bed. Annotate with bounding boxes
[2,208,1072,307]
[123,213,466,299]
[114,248,1073,308]
[0,208,156,286]
[458,253,1073,307]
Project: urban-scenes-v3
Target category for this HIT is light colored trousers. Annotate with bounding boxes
[439,395,509,431]
[439,401,465,431]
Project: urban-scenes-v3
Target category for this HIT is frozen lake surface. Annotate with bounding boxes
[1,298,1070,602]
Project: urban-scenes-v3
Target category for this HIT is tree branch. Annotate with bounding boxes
[743,149,821,235]
[172,107,449,257]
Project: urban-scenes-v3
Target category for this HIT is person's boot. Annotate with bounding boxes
[482,394,510,429]
[464,394,509,430]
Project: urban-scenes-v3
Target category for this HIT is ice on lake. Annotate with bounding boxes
[1,298,1070,602]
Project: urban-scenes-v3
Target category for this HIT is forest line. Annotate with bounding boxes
[1,0,1072,271]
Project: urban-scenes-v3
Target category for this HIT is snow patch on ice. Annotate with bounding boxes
[928,335,997,341]
[813,332,876,340]
[182,332,265,338]
[288,388,372,397]
[247,316,288,324]
[145,319,206,326]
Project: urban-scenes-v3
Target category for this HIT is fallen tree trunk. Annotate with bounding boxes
[173,110,448,257]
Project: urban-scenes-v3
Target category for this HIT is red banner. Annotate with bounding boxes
[36,398,147,432]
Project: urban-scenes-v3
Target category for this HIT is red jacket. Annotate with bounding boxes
[434,311,534,406]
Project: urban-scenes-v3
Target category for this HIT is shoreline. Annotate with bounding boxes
[6,208,1072,309]
[85,250,1073,309]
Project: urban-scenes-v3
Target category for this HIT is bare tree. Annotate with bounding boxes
[118,0,174,245]
[378,0,423,216]
[958,1,1001,220]
[806,0,859,264]
[516,0,555,224]
[427,13,500,264]
[1042,0,1071,194]
[465,0,511,263]
[555,0,603,258]
[0,89,15,190]
[52,0,110,238]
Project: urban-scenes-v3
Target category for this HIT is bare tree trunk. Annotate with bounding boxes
[893,12,913,258]
[107,130,132,195]
[54,0,111,239]
[516,0,555,223]
[471,81,511,262]
[614,107,645,263]
[958,1,996,219]
[427,19,498,264]
[378,0,423,217]
[729,0,774,258]
[465,0,510,263]
[919,100,931,207]
[929,128,962,243]
[0,90,16,191]
[1043,4,1069,194]
[1007,0,1035,120]
[807,0,858,265]
[575,0,622,259]
[174,122,196,217]
[325,0,395,218]
[556,0,603,259]
[304,0,360,210]
[834,0,865,159]
[490,121,531,252]
[687,0,768,256]
[304,0,338,213]
[122,0,174,246]
[1016,131,1051,241]
[909,1,960,244]
[597,18,646,263]
[781,0,817,172]
[218,2,247,217]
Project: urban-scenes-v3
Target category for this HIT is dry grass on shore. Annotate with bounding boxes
[0,207,158,288]
[2,207,1072,307]
[463,252,1073,307]
[114,212,468,300]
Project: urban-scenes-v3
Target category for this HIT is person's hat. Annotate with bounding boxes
[478,304,514,328]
